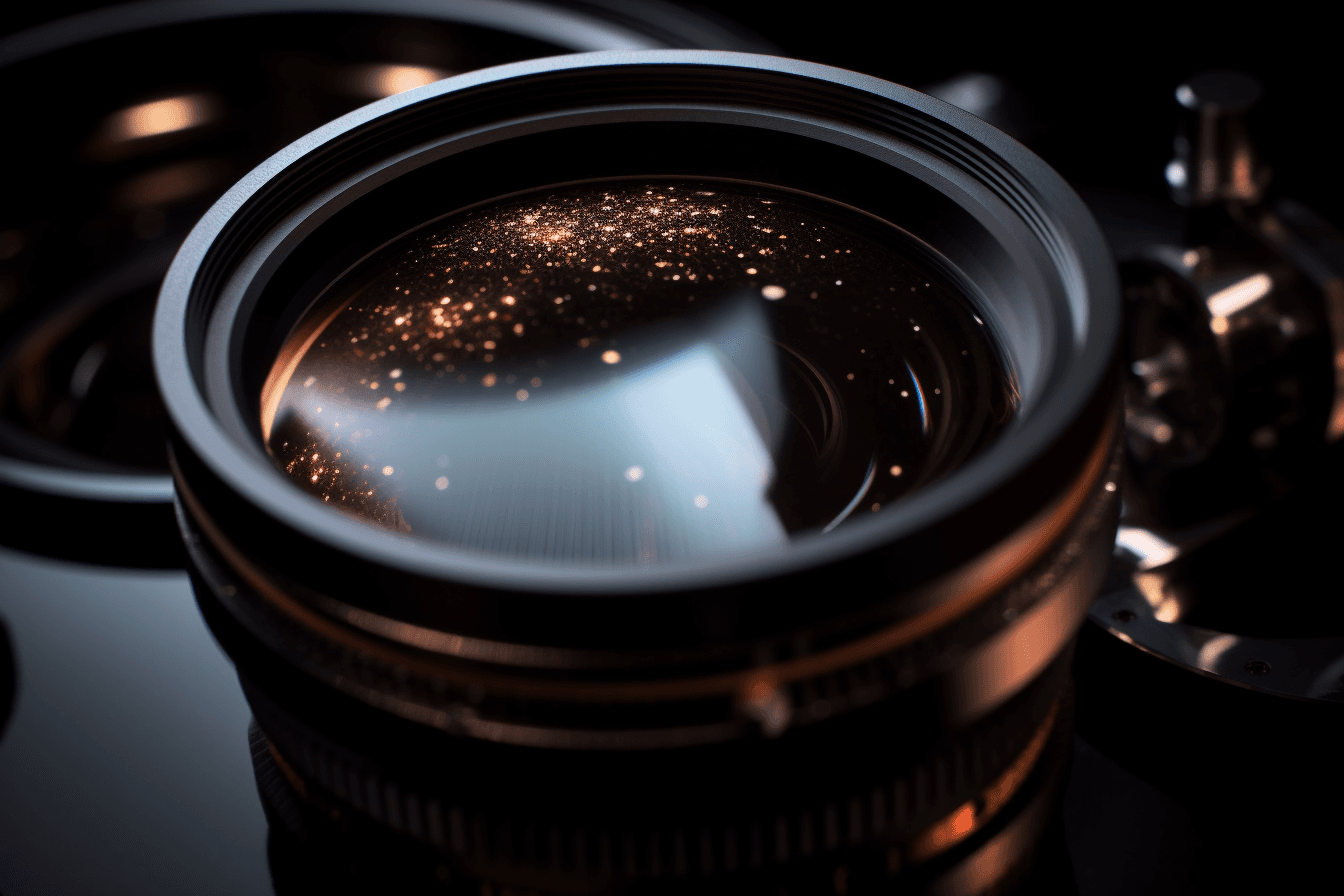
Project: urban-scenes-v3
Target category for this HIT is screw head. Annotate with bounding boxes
[1112,609,1136,623]
[1244,659,1271,675]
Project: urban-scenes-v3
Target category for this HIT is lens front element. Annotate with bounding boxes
[264,181,1014,563]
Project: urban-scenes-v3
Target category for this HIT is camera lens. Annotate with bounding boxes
[158,52,1120,891]
[264,180,1014,559]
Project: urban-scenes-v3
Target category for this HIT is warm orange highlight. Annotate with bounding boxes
[924,802,976,855]
[267,739,307,799]
[908,697,1060,864]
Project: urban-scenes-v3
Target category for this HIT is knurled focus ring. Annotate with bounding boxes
[244,652,1072,888]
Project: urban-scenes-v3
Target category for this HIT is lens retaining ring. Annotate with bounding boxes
[157,51,1121,744]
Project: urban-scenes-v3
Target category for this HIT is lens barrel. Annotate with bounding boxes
[157,51,1120,891]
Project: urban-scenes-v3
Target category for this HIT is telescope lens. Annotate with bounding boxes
[263,181,1015,563]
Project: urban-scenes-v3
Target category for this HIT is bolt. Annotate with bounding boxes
[1112,609,1136,623]
[1244,659,1271,675]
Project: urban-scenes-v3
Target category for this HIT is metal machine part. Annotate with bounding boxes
[1164,70,1269,208]
[1093,70,1344,702]
[1120,71,1344,528]
[1098,514,1344,702]
[0,0,766,567]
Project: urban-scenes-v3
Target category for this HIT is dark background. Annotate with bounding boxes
[8,2,1334,227]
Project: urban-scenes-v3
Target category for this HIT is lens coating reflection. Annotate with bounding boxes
[264,181,1014,563]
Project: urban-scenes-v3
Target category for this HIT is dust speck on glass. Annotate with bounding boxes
[262,181,1016,564]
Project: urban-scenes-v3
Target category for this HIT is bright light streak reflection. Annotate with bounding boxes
[1115,526,1180,570]
[102,94,216,141]
[355,64,454,98]
[905,360,929,435]
[1206,273,1272,318]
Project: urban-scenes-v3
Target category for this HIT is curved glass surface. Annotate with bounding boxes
[263,181,1015,564]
